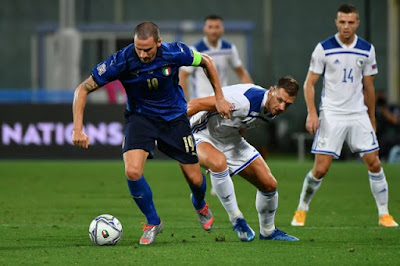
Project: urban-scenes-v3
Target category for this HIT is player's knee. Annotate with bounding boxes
[208,155,227,172]
[260,175,277,193]
[367,158,381,173]
[125,166,143,180]
[313,166,329,179]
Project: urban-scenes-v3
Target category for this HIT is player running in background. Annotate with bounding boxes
[188,76,299,241]
[179,15,253,100]
[72,21,232,245]
[291,4,398,227]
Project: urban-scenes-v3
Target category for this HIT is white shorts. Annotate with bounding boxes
[311,111,379,158]
[193,132,260,176]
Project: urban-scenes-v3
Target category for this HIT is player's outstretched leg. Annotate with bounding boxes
[291,171,322,226]
[190,174,214,231]
[126,175,163,244]
[369,169,398,227]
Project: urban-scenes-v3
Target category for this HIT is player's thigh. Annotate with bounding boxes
[196,141,227,172]
[347,114,379,156]
[311,112,346,158]
[123,111,157,158]
[157,115,199,165]
[238,156,276,193]
[123,149,149,180]
[225,137,260,176]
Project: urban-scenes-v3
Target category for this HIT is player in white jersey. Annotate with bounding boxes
[180,15,253,99]
[291,4,398,227]
[188,76,299,241]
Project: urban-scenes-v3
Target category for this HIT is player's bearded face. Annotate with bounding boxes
[268,87,295,115]
[134,36,161,63]
[335,12,359,41]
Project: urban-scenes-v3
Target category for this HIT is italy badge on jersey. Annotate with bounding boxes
[162,66,171,76]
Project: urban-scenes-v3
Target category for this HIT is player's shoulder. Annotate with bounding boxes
[319,35,341,51]
[193,39,209,52]
[354,36,373,52]
[220,39,233,50]
[159,41,191,60]
[161,41,188,53]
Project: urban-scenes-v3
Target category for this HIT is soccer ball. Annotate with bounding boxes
[88,214,123,246]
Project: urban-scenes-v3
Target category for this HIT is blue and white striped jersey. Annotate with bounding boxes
[182,37,243,99]
[310,33,378,114]
[191,84,275,138]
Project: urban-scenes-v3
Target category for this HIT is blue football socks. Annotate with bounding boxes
[127,175,161,225]
[190,174,207,210]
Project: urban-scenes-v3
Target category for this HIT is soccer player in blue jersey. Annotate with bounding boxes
[188,76,299,241]
[72,21,232,245]
[291,4,398,227]
[179,15,253,100]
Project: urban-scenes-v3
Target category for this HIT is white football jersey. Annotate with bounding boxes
[181,37,243,99]
[309,33,378,114]
[190,84,275,138]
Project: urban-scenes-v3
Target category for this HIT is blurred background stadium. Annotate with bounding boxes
[0,0,399,160]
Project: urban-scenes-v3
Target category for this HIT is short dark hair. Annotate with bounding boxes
[204,15,223,22]
[337,4,359,18]
[134,21,160,41]
[276,76,299,97]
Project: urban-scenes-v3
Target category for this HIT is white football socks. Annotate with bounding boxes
[210,168,243,223]
[256,190,277,236]
[297,171,322,211]
[369,168,389,216]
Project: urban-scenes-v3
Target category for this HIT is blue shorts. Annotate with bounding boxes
[123,111,199,164]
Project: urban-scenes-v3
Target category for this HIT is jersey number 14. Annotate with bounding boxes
[342,68,354,83]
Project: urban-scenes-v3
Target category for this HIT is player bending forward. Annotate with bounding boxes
[188,76,299,241]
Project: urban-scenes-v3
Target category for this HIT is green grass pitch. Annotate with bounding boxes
[0,159,399,264]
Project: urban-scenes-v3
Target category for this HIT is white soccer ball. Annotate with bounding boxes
[88,214,123,246]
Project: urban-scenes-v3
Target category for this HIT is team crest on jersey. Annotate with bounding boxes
[162,66,172,76]
[356,57,365,68]
[97,63,106,76]
[318,139,325,148]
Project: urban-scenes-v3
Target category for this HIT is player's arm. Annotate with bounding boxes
[363,75,376,131]
[187,96,216,117]
[179,69,190,100]
[197,52,231,118]
[72,75,100,148]
[304,71,320,134]
[234,66,253,84]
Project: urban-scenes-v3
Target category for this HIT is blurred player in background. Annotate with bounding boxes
[179,15,253,100]
[72,21,232,245]
[291,4,398,227]
[188,76,299,241]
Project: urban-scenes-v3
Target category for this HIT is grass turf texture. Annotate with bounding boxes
[0,160,399,265]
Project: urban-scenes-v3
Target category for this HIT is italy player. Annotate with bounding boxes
[179,15,253,100]
[188,76,299,241]
[291,4,398,227]
[72,21,232,245]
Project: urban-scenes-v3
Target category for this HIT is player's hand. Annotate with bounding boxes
[72,130,90,148]
[305,112,319,134]
[215,98,232,119]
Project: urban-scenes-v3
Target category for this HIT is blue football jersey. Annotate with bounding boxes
[92,42,196,121]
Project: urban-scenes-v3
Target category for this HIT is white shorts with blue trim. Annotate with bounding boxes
[193,131,260,176]
[311,111,379,159]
